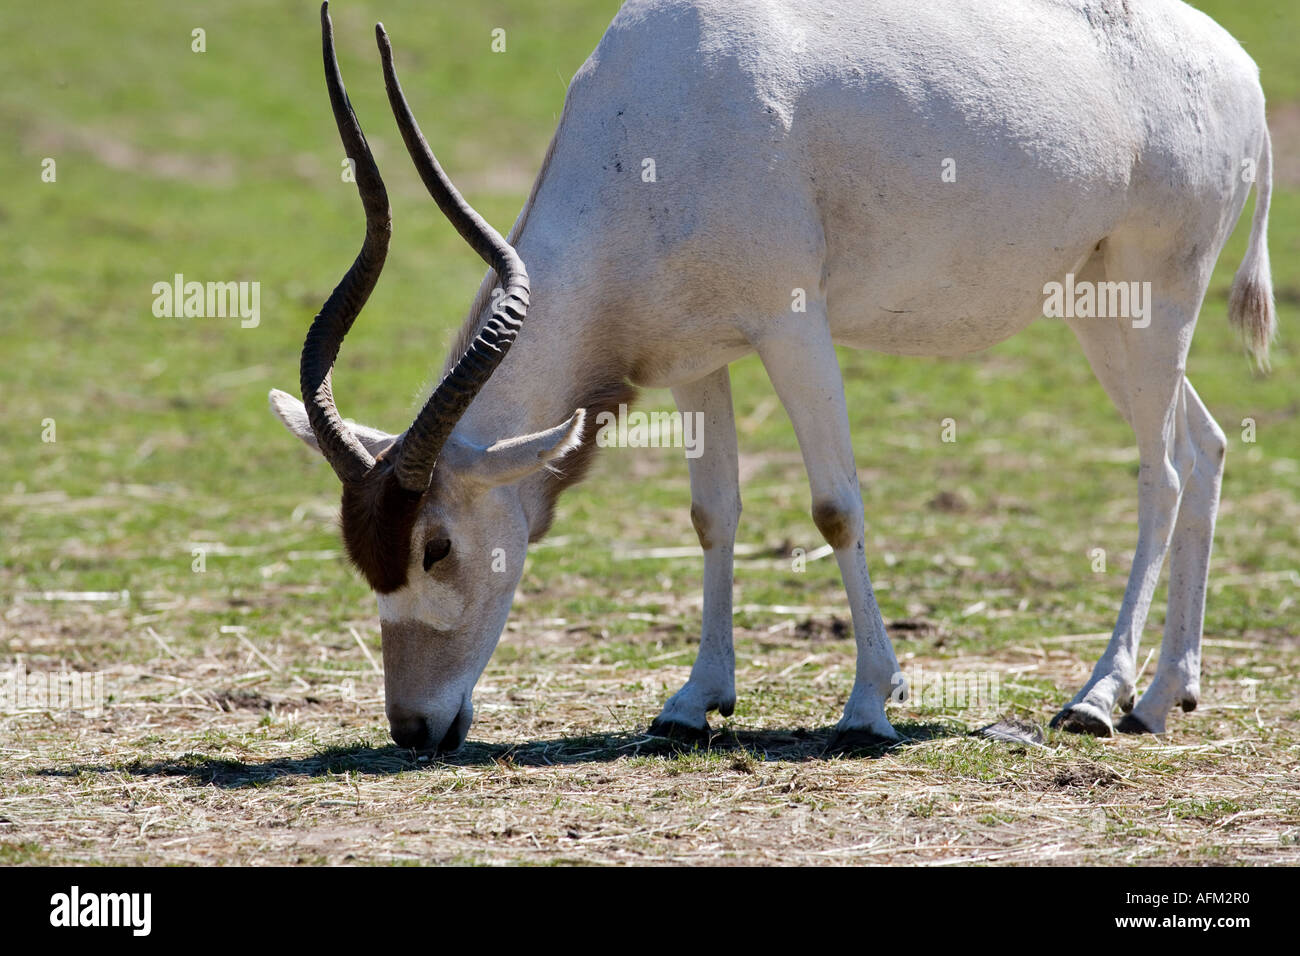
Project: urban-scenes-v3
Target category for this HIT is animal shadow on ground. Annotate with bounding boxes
[36,722,961,790]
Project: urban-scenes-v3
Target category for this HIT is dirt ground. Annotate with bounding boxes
[3,596,1296,866]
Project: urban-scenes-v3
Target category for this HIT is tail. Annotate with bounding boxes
[1228,124,1275,371]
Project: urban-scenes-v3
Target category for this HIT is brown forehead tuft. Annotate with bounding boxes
[339,466,425,593]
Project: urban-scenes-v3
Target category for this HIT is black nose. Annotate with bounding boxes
[389,708,469,753]
[436,712,468,753]
[390,716,431,750]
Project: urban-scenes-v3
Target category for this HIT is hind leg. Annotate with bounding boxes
[1054,245,1208,735]
[1119,381,1225,734]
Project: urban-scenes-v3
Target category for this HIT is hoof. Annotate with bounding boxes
[646,718,712,747]
[1179,695,1198,713]
[827,727,898,754]
[1116,713,1157,735]
[1050,704,1114,737]
[717,699,736,719]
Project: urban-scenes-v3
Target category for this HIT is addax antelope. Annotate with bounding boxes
[271,1,1274,752]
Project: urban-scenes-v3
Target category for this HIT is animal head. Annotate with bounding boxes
[269,5,584,752]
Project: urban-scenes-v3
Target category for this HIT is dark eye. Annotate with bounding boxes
[422,538,452,572]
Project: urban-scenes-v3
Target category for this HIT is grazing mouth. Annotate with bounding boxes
[388,703,470,754]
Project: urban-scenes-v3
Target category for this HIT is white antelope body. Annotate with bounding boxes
[272,0,1274,751]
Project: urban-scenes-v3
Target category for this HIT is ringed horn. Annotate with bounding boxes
[302,1,531,495]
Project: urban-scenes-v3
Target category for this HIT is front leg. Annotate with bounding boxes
[755,312,903,747]
[649,366,741,741]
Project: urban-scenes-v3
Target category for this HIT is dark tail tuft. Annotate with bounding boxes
[1228,125,1275,372]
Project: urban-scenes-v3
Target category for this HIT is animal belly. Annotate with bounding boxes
[825,243,1092,357]
[831,309,1035,357]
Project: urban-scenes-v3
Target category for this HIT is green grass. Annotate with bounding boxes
[0,0,1295,642]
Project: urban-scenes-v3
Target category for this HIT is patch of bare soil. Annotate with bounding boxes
[2,602,1297,865]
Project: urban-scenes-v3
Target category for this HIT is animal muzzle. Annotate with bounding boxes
[380,618,482,754]
[388,699,472,753]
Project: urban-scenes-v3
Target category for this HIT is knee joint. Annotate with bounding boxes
[690,498,740,551]
[812,498,861,551]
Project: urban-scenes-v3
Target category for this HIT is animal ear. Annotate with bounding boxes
[461,409,586,488]
[268,388,399,459]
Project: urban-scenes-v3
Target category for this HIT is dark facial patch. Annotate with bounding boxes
[339,463,424,593]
